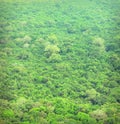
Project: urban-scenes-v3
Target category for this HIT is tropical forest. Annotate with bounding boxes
[0,0,120,124]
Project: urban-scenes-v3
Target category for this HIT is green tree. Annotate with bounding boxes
[47,53,62,63]
[44,44,60,57]
[85,89,100,104]
[90,109,107,121]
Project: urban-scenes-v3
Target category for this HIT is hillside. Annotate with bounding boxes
[0,0,120,124]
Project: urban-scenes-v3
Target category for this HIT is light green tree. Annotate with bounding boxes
[90,109,107,121]
[44,44,60,57]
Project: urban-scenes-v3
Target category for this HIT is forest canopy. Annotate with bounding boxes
[0,0,120,124]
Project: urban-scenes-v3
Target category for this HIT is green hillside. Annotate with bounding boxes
[0,0,120,124]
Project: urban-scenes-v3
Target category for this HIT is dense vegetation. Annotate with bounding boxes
[0,0,120,124]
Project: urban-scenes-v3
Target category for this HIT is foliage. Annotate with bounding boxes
[0,0,120,124]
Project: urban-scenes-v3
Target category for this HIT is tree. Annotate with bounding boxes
[92,37,105,48]
[85,89,100,104]
[44,44,60,57]
[2,109,14,118]
[109,54,120,70]
[90,109,107,121]
[48,34,58,44]
[47,53,62,63]
[77,112,96,124]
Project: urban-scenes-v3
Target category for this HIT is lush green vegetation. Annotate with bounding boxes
[0,0,120,123]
